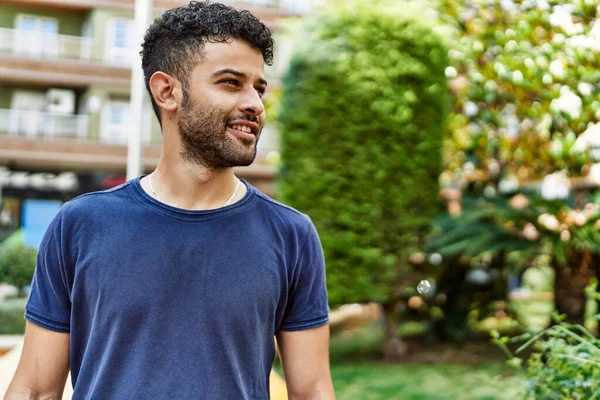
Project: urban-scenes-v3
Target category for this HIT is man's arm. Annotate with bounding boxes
[4,321,70,400]
[276,324,335,400]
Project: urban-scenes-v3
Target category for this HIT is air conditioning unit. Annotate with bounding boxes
[46,89,75,114]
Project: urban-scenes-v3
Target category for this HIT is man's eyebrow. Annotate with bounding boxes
[212,68,268,86]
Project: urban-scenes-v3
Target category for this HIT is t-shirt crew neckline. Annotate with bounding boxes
[130,175,257,222]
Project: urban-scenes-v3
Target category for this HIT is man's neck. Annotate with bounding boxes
[142,155,245,211]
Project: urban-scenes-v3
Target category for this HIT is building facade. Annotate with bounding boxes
[0,0,311,241]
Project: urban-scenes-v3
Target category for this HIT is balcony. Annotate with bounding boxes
[0,107,275,182]
[0,28,91,62]
[0,109,89,140]
[0,32,130,88]
[0,107,160,171]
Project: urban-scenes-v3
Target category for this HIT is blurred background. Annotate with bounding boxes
[1,0,600,399]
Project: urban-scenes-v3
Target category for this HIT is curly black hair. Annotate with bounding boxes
[140,1,274,125]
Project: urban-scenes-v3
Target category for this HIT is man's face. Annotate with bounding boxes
[178,39,267,169]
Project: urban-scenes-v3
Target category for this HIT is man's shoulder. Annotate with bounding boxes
[61,181,133,218]
[252,188,312,228]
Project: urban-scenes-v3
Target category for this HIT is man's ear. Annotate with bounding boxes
[149,71,181,115]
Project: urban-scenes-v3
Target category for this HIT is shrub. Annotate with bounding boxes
[494,286,600,399]
[0,298,26,334]
[279,0,448,307]
[278,0,449,357]
[0,240,38,294]
[495,322,600,399]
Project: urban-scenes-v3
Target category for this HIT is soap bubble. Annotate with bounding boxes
[428,253,443,266]
[417,280,432,295]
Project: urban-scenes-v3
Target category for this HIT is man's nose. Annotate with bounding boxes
[238,88,265,117]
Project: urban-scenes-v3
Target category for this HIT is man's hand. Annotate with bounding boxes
[276,324,335,400]
[4,321,70,400]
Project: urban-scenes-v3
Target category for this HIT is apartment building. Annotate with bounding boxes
[0,0,311,241]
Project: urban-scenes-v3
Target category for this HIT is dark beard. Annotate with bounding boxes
[178,100,259,169]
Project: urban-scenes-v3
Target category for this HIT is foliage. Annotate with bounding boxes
[434,0,600,187]
[427,191,600,263]
[494,321,600,398]
[0,238,38,291]
[426,188,600,336]
[492,284,600,399]
[278,0,449,305]
[426,0,600,290]
[427,194,536,259]
[0,298,26,334]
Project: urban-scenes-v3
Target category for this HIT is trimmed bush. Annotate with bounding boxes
[278,0,449,356]
[280,0,448,305]
[0,240,37,294]
[0,298,26,334]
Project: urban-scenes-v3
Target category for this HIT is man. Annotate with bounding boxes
[5,1,335,399]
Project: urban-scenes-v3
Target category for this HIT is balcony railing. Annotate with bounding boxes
[0,109,89,140]
[0,28,91,61]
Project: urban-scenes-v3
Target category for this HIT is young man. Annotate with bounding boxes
[5,1,335,399]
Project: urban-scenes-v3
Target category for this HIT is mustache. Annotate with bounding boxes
[226,114,259,124]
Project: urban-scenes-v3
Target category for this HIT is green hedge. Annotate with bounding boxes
[279,0,449,305]
[0,298,26,334]
[0,231,37,291]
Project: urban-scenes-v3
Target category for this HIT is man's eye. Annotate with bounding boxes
[256,88,266,96]
[221,79,239,86]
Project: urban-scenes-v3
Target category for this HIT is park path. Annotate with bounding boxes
[0,336,288,399]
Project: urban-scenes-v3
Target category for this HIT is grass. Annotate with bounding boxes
[331,363,526,400]
[325,323,528,400]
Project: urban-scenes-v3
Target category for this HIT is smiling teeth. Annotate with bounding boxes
[232,125,252,133]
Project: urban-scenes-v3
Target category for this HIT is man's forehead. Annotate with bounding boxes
[198,40,265,72]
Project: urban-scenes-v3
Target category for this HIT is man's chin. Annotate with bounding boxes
[232,153,257,167]
[229,143,258,166]
[214,150,257,168]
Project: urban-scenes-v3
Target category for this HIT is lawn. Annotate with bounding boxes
[325,323,528,400]
[332,363,526,400]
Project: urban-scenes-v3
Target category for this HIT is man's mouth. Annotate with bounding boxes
[227,119,260,139]
[227,123,258,141]
[230,124,253,134]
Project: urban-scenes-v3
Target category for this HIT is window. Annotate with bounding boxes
[114,20,129,48]
[9,91,46,137]
[40,19,57,34]
[101,101,130,144]
[110,107,125,125]
[18,16,36,32]
[15,15,58,33]
[14,15,58,56]
[106,18,134,65]
[101,100,152,145]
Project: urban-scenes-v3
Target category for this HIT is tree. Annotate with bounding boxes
[427,190,600,327]
[278,0,449,358]
[432,0,600,325]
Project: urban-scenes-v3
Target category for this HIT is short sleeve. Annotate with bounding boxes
[280,219,329,331]
[25,209,71,333]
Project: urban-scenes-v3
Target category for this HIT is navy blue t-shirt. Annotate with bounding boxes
[25,177,329,399]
